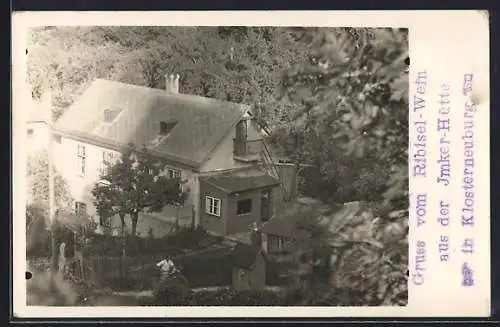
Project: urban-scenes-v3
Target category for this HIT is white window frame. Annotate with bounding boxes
[268,235,285,252]
[99,150,115,177]
[77,144,86,176]
[205,196,221,217]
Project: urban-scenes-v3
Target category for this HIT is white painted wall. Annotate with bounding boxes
[43,118,262,232]
[52,136,199,228]
[200,119,262,173]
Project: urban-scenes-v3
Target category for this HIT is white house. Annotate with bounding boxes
[34,74,282,238]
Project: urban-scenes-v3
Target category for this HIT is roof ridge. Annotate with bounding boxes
[93,78,251,111]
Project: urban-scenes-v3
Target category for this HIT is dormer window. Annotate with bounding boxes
[160,120,177,135]
[104,109,122,123]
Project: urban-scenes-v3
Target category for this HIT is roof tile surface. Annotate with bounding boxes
[54,79,250,166]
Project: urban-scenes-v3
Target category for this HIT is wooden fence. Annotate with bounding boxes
[68,245,233,288]
[70,255,163,285]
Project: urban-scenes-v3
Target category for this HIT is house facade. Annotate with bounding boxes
[199,169,280,235]
[26,92,52,154]
[33,74,281,237]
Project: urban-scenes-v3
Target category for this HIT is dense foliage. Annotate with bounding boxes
[27,26,307,120]
[26,151,74,218]
[81,226,224,257]
[26,151,90,257]
[278,28,409,305]
[145,282,286,306]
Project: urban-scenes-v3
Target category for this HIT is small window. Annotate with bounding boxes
[75,202,87,217]
[77,144,86,176]
[237,199,252,215]
[103,109,122,123]
[167,168,181,179]
[99,150,115,176]
[268,235,285,253]
[160,120,177,135]
[27,129,34,137]
[205,196,221,217]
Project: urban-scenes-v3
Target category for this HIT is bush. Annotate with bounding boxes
[178,249,232,288]
[81,226,224,257]
[265,262,281,286]
[149,276,193,306]
[147,285,286,306]
[26,209,80,259]
[228,290,285,306]
[193,289,285,306]
[101,276,155,292]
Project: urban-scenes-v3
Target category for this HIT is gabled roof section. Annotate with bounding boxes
[53,79,250,168]
[260,197,326,239]
[200,171,280,194]
[260,209,313,240]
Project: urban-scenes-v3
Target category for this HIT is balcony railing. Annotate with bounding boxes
[233,138,263,158]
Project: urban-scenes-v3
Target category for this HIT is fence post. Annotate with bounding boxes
[191,205,196,230]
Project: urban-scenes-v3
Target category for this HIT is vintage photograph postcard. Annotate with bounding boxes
[11,10,490,318]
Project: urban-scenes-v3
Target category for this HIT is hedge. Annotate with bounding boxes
[144,286,287,306]
[178,248,233,288]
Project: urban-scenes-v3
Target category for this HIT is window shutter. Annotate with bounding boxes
[205,197,211,213]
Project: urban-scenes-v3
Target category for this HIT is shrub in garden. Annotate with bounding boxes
[150,275,193,306]
[81,226,224,257]
[192,289,285,306]
[265,262,282,286]
[101,276,155,292]
[228,290,285,306]
[192,289,235,306]
[179,249,233,288]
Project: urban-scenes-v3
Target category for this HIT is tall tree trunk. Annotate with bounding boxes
[119,213,127,234]
[119,213,126,257]
[131,211,139,237]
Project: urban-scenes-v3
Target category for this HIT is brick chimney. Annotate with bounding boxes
[165,73,180,94]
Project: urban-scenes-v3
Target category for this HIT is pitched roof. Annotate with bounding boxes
[260,209,313,240]
[201,172,280,194]
[260,197,327,239]
[229,243,262,269]
[53,79,250,168]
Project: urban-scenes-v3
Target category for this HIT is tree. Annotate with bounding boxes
[27,151,75,220]
[274,27,408,203]
[276,27,409,306]
[27,27,308,125]
[92,144,189,237]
